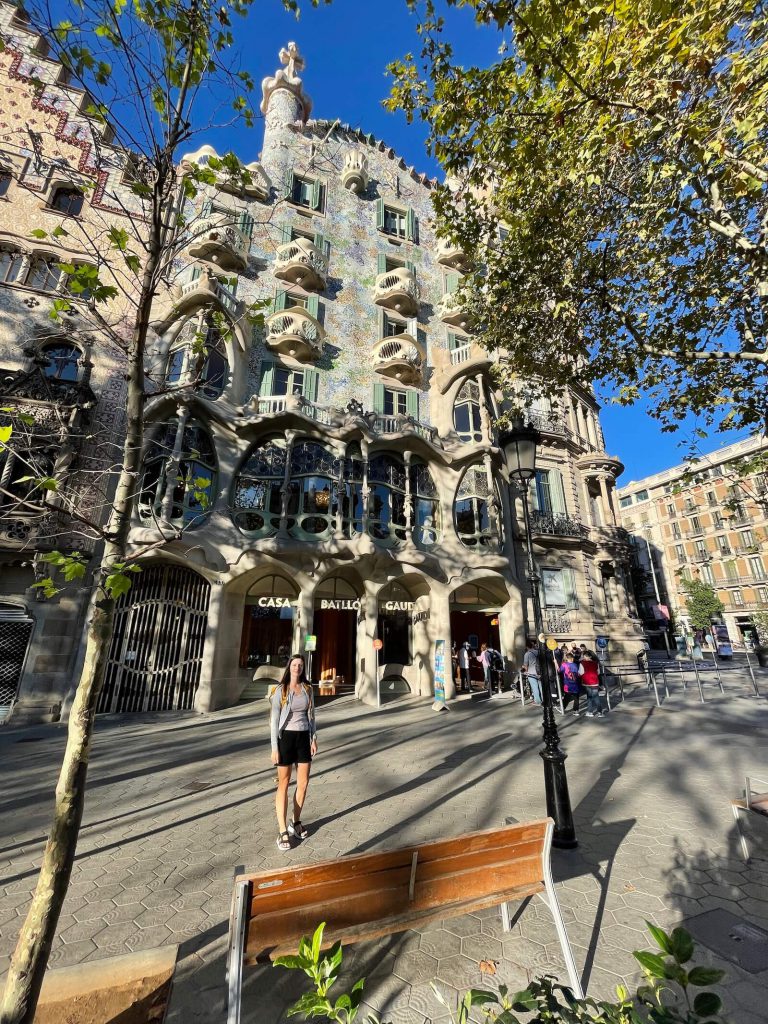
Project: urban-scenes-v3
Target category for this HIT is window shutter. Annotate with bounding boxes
[274,290,288,312]
[377,253,388,276]
[302,367,319,402]
[405,207,417,242]
[407,316,418,338]
[373,382,385,413]
[238,211,255,237]
[200,198,213,218]
[444,272,460,295]
[447,331,458,351]
[306,294,320,320]
[311,179,322,211]
[530,472,542,512]
[550,470,567,514]
[260,359,275,396]
[286,170,296,201]
[314,232,329,257]
[376,198,385,230]
[187,264,202,283]
[378,308,386,338]
[279,222,292,244]
[405,389,419,419]
[563,568,578,610]
[406,259,416,274]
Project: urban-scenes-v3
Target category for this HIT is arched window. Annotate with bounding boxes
[42,343,81,382]
[50,187,84,216]
[287,440,341,540]
[26,255,62,292]
[232,437,287,539]
[368,453,408,543]
[411,459,440,547]
[139,420,217,529]
[455,464,496,548]
[0,245,25,284]
[341,443,365,539]
[165,313,229,399]
[453,380,483,443]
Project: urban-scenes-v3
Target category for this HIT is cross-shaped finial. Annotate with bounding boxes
[279,41,305,79]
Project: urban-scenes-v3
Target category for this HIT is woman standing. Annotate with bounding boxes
[476,643,492,690]
[270,654,317,850]
[578,650,603,718]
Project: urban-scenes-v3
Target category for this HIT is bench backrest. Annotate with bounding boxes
[236,818,551,963]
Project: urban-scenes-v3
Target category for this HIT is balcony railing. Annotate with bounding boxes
[372,333,424,386]
[274,238,328,292]
[178,272,240,316]
[370,414,438,444]
[722,599,768,610]
[529,510,586,539]
[436,237,468,271]
[187,217,249,271]
[437,291,469,329]
[373,267,419,316]
[527,412,568,437]
[265,307,325,361]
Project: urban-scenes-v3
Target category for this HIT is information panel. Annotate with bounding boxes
[434,638,446,704]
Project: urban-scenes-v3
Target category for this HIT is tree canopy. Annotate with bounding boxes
[681,577,724,630]
[388,0,768,436]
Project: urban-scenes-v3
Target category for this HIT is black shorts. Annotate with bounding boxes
[277,730,312,766]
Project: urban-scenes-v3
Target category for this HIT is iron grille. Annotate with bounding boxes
[0,614,33,722]
[99,565,210,714]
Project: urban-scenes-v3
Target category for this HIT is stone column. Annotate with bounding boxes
[357,581,379,705]
[279,430,295,534]
[429,585,455,700]
[586,411,598,448]
[599,474,616,525]
[195,577,223,713]
[498,585,524,688]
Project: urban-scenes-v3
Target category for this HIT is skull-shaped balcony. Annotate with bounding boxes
[372,333,425,386]
[436,237,468,272]
[273,238,328,293]
[265,306,325,362]
[373,267,419,317]
[438,291,469,330]
[187,218,249,272]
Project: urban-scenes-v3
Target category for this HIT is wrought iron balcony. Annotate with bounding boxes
[274,238,328,292]
[527,412,568,437]
[529,510,586,539]
[187,217,249,272]
[372,333,425,387]
[437,291,469,329]
[341,150,369,193]
[436,237,468,271]
[372,267,419,316]
[265,307,325,361]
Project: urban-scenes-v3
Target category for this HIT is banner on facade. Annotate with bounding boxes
[541,569,566,608]
[432,638,449,712]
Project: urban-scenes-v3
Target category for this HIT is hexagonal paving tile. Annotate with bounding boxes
[442,914,483,938]
[419,929,463,959]
[392,949,439,986]
[460,933,503,964]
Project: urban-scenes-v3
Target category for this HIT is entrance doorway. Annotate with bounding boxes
[450,581,504,690]
[0,602,33,723]
[313,575,360,687]
[239,574,297,673]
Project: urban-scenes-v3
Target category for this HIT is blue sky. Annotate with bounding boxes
[205,0,746,483]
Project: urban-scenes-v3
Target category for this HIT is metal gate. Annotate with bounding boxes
[0,605,34,723]
[99,565,211,714]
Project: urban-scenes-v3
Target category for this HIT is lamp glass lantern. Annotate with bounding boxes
[499,422,541,483]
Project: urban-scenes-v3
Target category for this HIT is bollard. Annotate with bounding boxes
[710,650,724,694]
[691,657,705,703]
[661,666,670,698]
[650,669,661,707]
[744,649,761,698]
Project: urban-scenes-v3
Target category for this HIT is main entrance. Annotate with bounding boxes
[450,581,503,689]
[313,575,359,687]
[239,574,298,674]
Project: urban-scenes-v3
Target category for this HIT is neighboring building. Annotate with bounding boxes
[0,16,643,723]
[617,435,768,646]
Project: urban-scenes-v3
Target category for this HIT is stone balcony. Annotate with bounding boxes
[151,269,243,328]
[341,150,369,193]
[372,333,425,386]
[373,267,419,317]
[436,237,468,271]
[265,307,325,361]
[273,238,328,292]
[437,291,469,329]
[187,217,249,272]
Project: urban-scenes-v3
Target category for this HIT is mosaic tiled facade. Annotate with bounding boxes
[0,15,644,723]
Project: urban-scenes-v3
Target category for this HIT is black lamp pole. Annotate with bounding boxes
[501,424,578,850]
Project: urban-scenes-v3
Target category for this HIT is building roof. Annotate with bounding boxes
[616,434,765,495]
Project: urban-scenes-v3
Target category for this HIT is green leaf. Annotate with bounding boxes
[670,927,694,964]
[104,572,133,599]
[688,966,725,986]
[693,991,722,1016]
[273,954,306,970]
[634,951,668,978]
[0,424,14,445]
[30,229,48,239]
[645,921,673,954]
[31,578,62,599]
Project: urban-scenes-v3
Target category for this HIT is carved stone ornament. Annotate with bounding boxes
[260,42,312,121]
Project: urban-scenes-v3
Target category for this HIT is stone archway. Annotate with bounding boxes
[313,570,365,687]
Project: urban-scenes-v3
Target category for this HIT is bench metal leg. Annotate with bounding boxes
[226,879,250,1024]
[733,803,750,863]
[541,822,584,998]
[500,901,511,932]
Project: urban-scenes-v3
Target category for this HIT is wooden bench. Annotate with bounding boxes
[732,775,768,862]
[226,818,582,1023]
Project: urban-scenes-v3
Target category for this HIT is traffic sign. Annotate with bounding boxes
[373,639,383,651]
[305,634,317,652]
[596,635,609,649]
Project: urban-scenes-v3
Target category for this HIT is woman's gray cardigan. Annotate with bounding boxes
[269,683,317,752]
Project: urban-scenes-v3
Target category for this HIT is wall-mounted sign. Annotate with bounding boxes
[255,596,293,609]
[373,638,383,651]
[320,599,361,611]
[434,638,446,705]
[305,634,317,652]
[413,610,430,625]
[541,569,566,608]
[382,600,414,612]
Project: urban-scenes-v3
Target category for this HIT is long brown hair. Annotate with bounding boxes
[279,653,307,697]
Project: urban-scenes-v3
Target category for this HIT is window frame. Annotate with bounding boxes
[49,186,85,217]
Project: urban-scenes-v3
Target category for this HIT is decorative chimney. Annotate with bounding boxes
[260,42,312,125]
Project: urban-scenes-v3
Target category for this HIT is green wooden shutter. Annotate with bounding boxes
[444,272,460,295]
[302,367,319,402]
[407,316,418,338]
[405,389,419,419]
[405,207,417,242]
[373,382,385,413]
[200,198,213,217]
[306,294,320,320]
[550,470,567,514]
[274,290,288,312]
[377,308,386,338]
[406,259,416,274]
[447,331,458,350]
[187,264,202,283]
[260,359,275,396]
[563,568,578,610]
[279,222,292,244]
[376,198,385,230]
[238,211,255,237]
[314,232,329,257]
[286,170,296,201]
[377,253,388,275]
[311,179,322,211]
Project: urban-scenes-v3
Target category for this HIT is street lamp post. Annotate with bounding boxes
[641,527,671,657]
[500,422,578,850]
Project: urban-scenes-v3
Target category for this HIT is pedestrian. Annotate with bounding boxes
[476,643,492,690]
[578,649,604,718]
[522,638,542,705]
[269,654,317,851]
[458,641,471,692]
[560,654,581,715]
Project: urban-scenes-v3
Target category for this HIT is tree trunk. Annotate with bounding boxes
[0,250,159,1024]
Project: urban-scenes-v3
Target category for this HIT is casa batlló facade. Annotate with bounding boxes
[0,13,644,724]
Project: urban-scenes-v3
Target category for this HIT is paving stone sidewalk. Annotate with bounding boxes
[1,676,767,1023]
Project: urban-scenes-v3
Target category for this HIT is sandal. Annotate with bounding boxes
[276,830,291,851]
[288,820,308,840]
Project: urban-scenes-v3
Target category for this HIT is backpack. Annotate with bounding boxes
[490,649,504,671]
